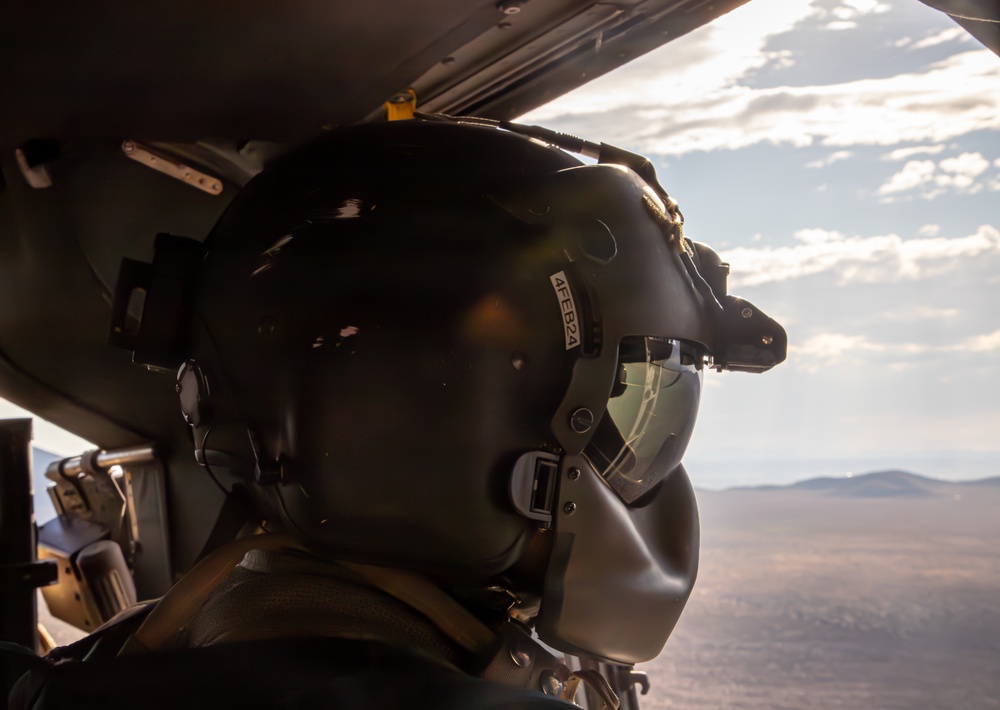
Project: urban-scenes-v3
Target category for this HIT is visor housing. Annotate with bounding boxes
[584,336,702,504]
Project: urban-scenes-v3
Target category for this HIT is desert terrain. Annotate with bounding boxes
[35,469,1000,708]
[640,471,1000,709]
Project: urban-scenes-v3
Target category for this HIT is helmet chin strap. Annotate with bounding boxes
[341,562,619,707]
[346,562,619,706]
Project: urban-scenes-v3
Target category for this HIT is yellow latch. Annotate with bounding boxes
[385,90,417,121]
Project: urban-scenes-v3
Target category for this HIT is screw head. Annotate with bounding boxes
[540,670,563,696]
[563,501,577,515]
[567,467,580,481]
[741,307,754,319]
[569,407,594,434]
[762,334,774,345]
[121,140,135,154]
[509,636,533,668]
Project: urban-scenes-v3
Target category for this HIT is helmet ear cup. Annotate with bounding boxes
[177,359,211,428]
[178,362,260,479]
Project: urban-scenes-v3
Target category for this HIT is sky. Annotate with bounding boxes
[0,399,93,455]
[522,0,1000,487]
[4,0,998,488]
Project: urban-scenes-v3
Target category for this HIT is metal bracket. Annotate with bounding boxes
[623,669,650,696]
[45,445,155,556]
[510,451,561,524]
[14,146,53,189]
[0,560,58,589]
[122,140,223,195]
[385,89,417,120]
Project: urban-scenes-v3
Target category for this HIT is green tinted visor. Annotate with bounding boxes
[584,336,702,505]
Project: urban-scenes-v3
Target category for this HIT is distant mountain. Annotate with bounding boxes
[791,470,938,498]
[729,469,1000,498]
[960,475,1000,487]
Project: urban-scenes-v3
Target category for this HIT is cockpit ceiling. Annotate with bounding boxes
[0,0,749,146]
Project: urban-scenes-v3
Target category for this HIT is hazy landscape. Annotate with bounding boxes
[641,471,1000,709]
[36,468,1000,708]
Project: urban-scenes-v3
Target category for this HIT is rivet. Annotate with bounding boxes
[121,140,135,154]
[563,502,577,515]
[511,351,527,371]
[762,335,774,345]
[498,21,513,29]
[567,468,580,481]
[741,307,753,319]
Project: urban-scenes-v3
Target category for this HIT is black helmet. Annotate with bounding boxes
[115,119,785,664]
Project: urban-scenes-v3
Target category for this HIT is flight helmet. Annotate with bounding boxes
[115,119,785,664]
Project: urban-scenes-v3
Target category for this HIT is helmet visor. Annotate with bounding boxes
[584,336,702,505]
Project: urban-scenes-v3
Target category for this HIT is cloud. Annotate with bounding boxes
[721,224,1000,287]
[877,159,936,194]
[893,27,971,52]
[806,150,853,168]
[849,304,961,326]
[959,330,1000,353]
[528,49,1000,155]
[911,305,959,319]
[522,0,1000,158]
[524,0,819,123]
[791,328,1000,372]
[909,27,968,50]
[828,0,892,21]
[918,224,941,237]
[790,332,914,373]
[796,332,885,358]
[939,152,990,177]
[881,145,945,161]
[877,152,993,200]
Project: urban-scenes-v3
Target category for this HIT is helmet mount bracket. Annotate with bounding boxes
[248,428,282,486]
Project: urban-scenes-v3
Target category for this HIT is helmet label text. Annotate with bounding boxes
[550,271,581,350]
